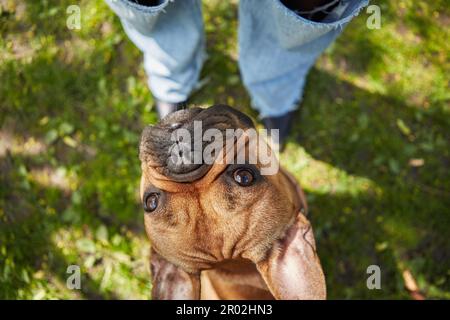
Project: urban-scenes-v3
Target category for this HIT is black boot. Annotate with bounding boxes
[262,111,296,151]
[155,100,187,120]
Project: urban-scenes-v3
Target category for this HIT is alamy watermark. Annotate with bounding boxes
[168,122,280,175]
[366,5,381,30]
[66,5,81,30]
[366,265,381,290]
[66,265,81,290]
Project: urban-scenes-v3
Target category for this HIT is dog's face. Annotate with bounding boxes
[140,158,298,271]
[139,105,326,299]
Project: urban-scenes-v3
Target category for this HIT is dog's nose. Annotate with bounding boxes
[170,122,182,130]
[140,105,255,182]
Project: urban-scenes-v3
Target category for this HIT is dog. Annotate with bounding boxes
[139,104,326,299]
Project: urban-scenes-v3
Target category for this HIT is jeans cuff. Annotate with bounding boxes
[274,0,369,28]
[111,0,170,13]
[105,0,171,35]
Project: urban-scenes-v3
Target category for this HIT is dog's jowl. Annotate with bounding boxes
[139,104,326,300]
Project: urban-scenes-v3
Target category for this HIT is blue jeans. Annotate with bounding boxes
[105,0,368,117]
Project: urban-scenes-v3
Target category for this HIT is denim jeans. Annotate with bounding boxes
[105,0,369,117]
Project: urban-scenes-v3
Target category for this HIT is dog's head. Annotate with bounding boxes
[139,105,326,299]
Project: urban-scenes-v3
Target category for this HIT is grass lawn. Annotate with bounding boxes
[0,0,449,299]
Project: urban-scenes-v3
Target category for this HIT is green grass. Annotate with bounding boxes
[0,0,449,299]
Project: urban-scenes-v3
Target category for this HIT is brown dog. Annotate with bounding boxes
[139,105,326,300]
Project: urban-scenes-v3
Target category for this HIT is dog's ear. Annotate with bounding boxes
[150,249,200,300]
[256,213,326,300]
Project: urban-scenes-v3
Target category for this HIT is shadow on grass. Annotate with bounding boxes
[1,2,147,298]
[289,68,450,298]
[0,153,121,299]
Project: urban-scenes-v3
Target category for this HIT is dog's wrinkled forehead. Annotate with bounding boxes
[139,104,254,183]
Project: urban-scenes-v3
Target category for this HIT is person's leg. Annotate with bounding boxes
[105,0,205,118]
[238,0,369,142]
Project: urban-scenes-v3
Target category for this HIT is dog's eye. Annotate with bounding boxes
[144,192,159,213]
[233,168,254,186]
